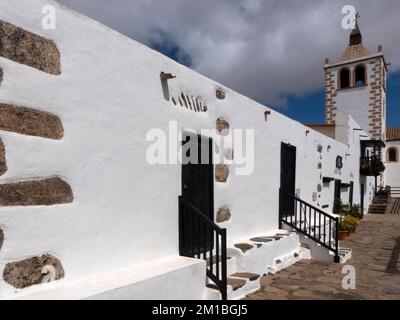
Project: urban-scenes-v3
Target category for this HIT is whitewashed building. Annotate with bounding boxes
[385,128,400,197]
[0,0,389,300]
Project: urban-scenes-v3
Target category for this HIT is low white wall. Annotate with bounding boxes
[10,256,207,300]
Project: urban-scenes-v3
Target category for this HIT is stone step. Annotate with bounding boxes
[230,272,260,282]
[206,277,247,291]
[234,243,254,253]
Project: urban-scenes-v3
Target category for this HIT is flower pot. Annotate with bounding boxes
[338,231,347,240]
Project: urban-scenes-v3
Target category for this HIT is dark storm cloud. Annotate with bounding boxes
[57,0,400,106]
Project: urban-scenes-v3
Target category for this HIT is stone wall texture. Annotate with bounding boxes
[0,20,61,75]
[0,229,4,251]
[0,138,7,176]
[325,69,337,124]
[0,177,73,206]
[0,104,64,139]
[368,59,384,140]
[3,254,64,289]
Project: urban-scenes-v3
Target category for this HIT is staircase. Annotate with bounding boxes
[206,230,310,300]
[368,192,389,214]
[279,189,341,263]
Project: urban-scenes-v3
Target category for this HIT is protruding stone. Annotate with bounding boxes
[234,243,254,253]
[0,229,4,251]
[215,164,229,183]
[0,20,61,75]
[216,118,230,136]
[317,145,323,153]
[216,88,226,100]
[3,254,64,289]
[317,184,323,192]
[0,67,3,85]
[216,207,231,223]
[317,163,322,170]
[0,139,7,176]
[0,177,73,207]
[0,104,64,139]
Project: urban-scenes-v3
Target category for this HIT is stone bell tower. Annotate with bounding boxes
[324,21,388,140]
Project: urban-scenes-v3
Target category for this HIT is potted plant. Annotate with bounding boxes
[338,220,349,240]
[344,215,360,234]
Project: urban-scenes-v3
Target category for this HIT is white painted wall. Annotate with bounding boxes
[385,141,400,188]
[0,0,374,298]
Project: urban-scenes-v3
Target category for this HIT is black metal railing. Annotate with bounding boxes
[179,196,227,300]
[279,189,340,263]
[360,156,374,166]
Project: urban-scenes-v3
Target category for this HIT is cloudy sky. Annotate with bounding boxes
[57,0,400,126]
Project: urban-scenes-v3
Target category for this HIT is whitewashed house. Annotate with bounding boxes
[0,0,389,300]
[385,128,400,198]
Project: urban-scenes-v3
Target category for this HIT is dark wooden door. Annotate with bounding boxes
[280,142,296,217]
[180,134,214,256]
[334,179,342,206]
[349,182,354,206]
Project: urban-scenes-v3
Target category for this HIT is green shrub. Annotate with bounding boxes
[333,198,343,214]
[348,204,362,219]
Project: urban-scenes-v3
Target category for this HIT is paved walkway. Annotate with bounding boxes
[245,214,400,300]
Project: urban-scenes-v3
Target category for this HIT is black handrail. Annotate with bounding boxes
[279,189,340,263]
[179,196,227,300]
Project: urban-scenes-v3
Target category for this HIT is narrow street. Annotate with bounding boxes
[246,213,400,300]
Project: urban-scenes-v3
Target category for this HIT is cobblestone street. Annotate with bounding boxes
[246,213,400,300]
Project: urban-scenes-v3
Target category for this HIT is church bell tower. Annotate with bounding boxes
[324,20,388,140]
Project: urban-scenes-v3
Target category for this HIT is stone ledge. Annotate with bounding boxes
[0,177,73,206]
[0,104,64,139]
[0,20,61,75]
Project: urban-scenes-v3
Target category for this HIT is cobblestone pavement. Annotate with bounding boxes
[245,214,400,300]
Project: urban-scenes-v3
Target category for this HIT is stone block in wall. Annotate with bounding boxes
[3,254,64,289]
[215,165,229,183]
[217,207,231,223]
[216,88,226,100]
[0,104,64,139]
[0,177,73,206]
[0,20,61,75]
[0,139,7,176]
[216,118,230,136]
[0,229,4,251]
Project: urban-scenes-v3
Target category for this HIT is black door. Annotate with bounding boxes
[334,179,342,207]
[180,133,214,256]
[349,182,354,206]
[280,142,296,217]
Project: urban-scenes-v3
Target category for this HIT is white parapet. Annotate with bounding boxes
[7,256,207,300]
